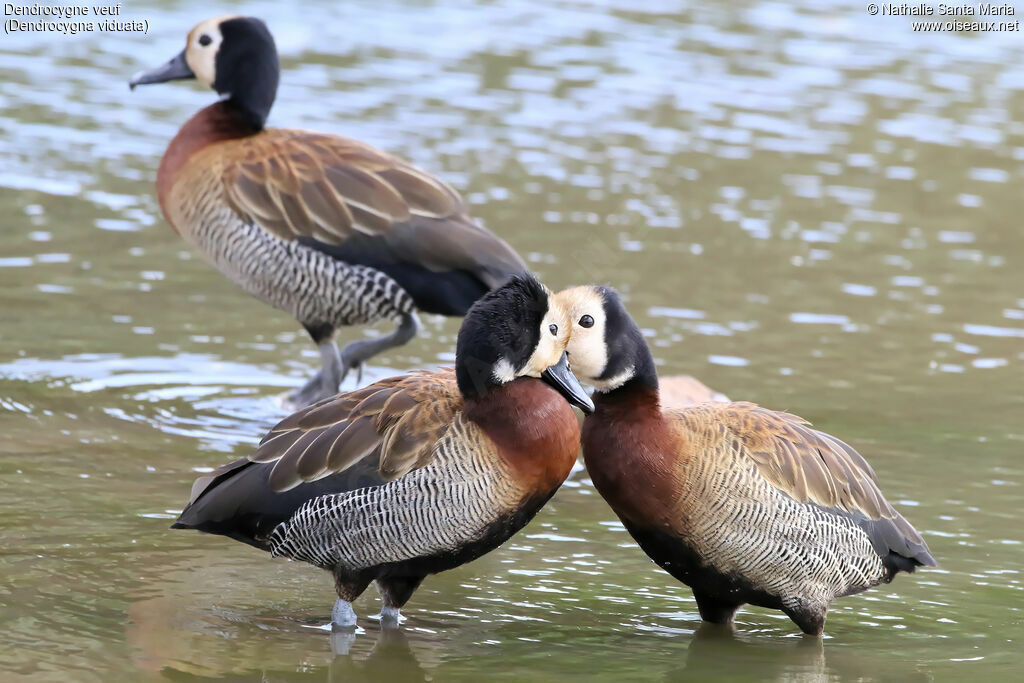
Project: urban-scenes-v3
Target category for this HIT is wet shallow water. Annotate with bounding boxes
[2,0,1023,680]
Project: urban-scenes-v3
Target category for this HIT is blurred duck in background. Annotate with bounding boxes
[130,15,527,409]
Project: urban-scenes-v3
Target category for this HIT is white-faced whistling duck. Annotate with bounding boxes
[554,285,935,636]
[172,276,593,627]
[129,16,528,409]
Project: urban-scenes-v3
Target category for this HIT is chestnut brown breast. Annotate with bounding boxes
[156,102,252,220]
[466,379,581,496]
[581,387,682,529]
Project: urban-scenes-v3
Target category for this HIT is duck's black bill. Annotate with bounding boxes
[541,352,594,414]
[129,49,194,90]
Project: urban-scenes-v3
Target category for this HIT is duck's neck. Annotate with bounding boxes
[592,378,662,420]
[222,93,271,133]
[583,349,677,522]
[464,379,580,493]
[593,331,660,415]
[211,36,278,132]
[156,102,256,216]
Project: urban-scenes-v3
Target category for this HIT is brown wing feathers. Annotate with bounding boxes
[249,369,462,491]
[677,402,895,521]
[216,129,526,295]
[668,402,934,566]
[222,131,462,243]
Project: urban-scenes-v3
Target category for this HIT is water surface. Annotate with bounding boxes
[2,0,1023,680]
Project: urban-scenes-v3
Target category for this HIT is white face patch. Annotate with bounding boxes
[551,286,610,384]
[517,304,571,378]
[481,287,571,386]
[491,357,516,384]
[185,16,236,88]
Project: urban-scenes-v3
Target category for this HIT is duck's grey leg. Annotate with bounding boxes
[338,312,420,381]
[283,339,344,410]
[375,575,425,629]
[332,599,358,628]
[331,573,371,629]
[693,589,743,625]
[379,605,402,628]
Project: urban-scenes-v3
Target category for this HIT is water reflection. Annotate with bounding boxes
[138,626,439,682]
[669,624,828,683]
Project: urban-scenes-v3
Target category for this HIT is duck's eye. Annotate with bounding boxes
[198,34,212,47]
[549,323,558,336]
[579,315,594,328]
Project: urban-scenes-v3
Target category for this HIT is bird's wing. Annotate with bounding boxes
[249,367,463,492]
[669,401,892,520]
[220,130,525,284]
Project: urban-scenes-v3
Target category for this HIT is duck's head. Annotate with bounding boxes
[553,285,657,393]
[129,15,279,130]
[456,276,593,414]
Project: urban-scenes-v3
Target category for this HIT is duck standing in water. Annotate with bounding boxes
[173,276,593,627]
[130,16,527,408]
[555,286,935,635]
